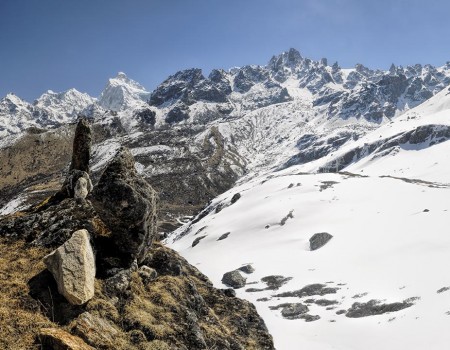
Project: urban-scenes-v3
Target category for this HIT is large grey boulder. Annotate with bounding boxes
[92,147,158,265]
[44,229,95,305]
[221,270,246,289]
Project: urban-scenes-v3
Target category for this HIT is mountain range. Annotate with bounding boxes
[1,48,450,349]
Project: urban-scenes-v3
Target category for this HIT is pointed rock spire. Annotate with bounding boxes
[70,117,92,173]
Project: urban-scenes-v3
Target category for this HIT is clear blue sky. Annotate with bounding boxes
[1,0,449,101]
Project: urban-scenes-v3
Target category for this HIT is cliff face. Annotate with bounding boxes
[0,119,274,350]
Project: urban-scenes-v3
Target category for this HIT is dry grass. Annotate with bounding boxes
[0,238,272,349]
[0,238,53,349]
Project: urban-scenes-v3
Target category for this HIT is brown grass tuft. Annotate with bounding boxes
[0,239,53,349]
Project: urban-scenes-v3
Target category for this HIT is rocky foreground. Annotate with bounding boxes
[0,118,274,350]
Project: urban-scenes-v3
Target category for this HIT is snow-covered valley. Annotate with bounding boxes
[167,86,450,349]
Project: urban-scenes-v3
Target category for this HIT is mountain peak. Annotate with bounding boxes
[116,71,127,79]
[98,72,150,111]
[268,48,303,72]
[3,93,29,106]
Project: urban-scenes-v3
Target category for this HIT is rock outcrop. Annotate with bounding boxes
[38,328,94,350]
[44,229,95,305]
[92,147,158,265]
[0,115,275,350]
[61,117,93,199]
[70,117,92,173]
[72,312,119,348]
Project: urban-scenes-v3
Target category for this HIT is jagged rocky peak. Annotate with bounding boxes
[233,65,270,93]
[149,68,205,106]
[269,48,303,71]
[149,67,231,107]
[172,68,205,84]
[98,72,150,111]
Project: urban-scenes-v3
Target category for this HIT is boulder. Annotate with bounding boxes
[44,229,95,305]
[74,176,91,199]
[230,193,241,204]
[61,170,93,199]
[221,270,246,289]
[309,232,333,251]
[39,328,94,350]
[92,147,158,265]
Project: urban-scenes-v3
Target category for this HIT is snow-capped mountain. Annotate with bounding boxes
[0,89,94,138]
[98,72,150,111]
[0,93,37,137]
[1,48,450,229]
[34,88,96,123]
[166,85,450,350]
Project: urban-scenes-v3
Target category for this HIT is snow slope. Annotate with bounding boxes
[167,86,450,349]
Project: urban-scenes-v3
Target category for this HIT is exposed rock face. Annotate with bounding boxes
[92,147,158,265]
[44,229,95,305]
[310,232,333,250]
[39,328,94,350]
[73,312,119,348]
[70,117,92,173]
[51,117,94,202]
[0,198,98,247]
[222,270,247,289]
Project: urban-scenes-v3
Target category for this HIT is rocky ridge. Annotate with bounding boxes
[0,119,274,349]
[2,48,450,234]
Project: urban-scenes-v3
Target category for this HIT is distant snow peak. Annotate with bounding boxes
[111,71,147,91]
[269,48,303,69]
[34,88,96,121]
[98,72,150,111]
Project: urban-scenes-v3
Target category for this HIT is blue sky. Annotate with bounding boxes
[1,0,449,101]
